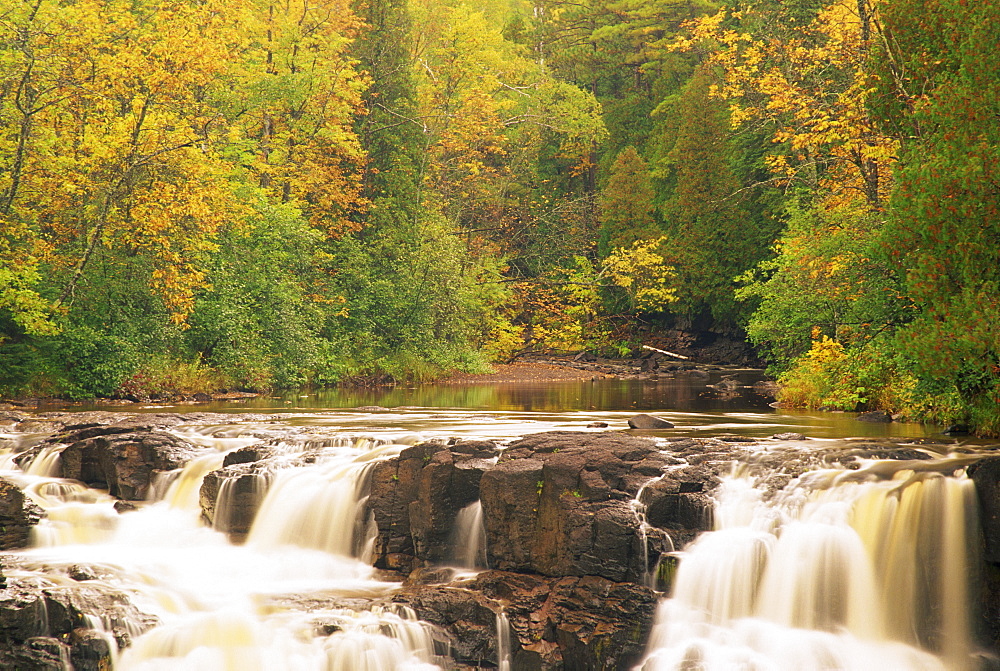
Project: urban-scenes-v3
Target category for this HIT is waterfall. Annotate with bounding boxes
[449,500,487,568]
[496,611,512,671]
[162,452,226,510]
[632,475,674,589]
[637,458,982,671]
[246,458,379,558]
[24,444,66,477]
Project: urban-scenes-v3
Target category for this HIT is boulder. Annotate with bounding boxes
[627,414,674,429]
[970,457,1000,564]
[480,432,672,582]
[0,573,155,667]
[0,477,44,550]
[368,440,496,571]
[393,570,658,671]
[856,410,893,423]
[200,462,271,541]
[55,431,204,500]
[637,465,720,549]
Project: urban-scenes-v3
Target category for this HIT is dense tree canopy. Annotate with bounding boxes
[1,0,996,434]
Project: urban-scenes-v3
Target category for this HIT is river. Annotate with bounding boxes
[0,372,994,670]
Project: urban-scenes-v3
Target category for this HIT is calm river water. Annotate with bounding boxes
[71,370,952,442]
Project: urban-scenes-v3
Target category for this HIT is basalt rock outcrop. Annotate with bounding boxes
[0,560,157,670]
[0,477,44,550]
[393,570,658,670]
[53,430,204,501]
[199,445,277,540]
[369,440,497,571]
[480,432,678,583]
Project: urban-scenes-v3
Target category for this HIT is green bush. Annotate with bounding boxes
[50,326,139,399]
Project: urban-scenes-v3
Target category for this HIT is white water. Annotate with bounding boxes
[496,611,512,671]
[637,458,983,671]
[449,500,487,569]
[1,429,449,671]
[0,410,993,671]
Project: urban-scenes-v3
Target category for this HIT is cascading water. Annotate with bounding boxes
[637,455,984,671]
[2,405,997,671]
[496,611,512,671]
[0,429,451,671]
[449,500,487,569]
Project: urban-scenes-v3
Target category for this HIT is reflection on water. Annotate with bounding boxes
[67,370,955,442]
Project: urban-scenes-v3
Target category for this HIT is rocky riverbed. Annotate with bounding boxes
[0,410,998,669]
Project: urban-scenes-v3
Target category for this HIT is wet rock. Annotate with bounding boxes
[392,584,501,665]
[478,570,657,670]
[0,477,44,550]
[771,432,808,441]
[369,440,497,571]
[970,457,1000,564]
[113,501,137,514]
[627,414,674,429]
[0,572,156,667]
[68,565,97,582]
[223,445,275,466]
[587,422,609,428]
[56,431,204,500]
[0,636,71,670]
[480,432,672,582]
[638,464,721,548]
[393,570,658,671]
[200,461,271,540]
[69,628,115,671]
[856,410,893,423]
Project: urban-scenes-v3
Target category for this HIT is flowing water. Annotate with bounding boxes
[1,373,996,669]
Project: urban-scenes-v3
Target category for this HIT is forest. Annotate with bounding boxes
[0,0,997,434]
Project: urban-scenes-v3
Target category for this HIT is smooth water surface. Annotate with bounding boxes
[68,372,954,442]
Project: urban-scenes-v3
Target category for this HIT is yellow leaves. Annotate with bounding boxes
[805,335,847,364]
[602,237,678,311]
[673,0,893,209]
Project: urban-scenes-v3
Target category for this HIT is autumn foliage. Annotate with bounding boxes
[1,0,997,433]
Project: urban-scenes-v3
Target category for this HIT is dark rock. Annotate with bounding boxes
[393,570,658,671]
[627,414,674,429]
[0,636,71,670]
[477,570,657,670]
[392,584,501,665]
[56,431,204,500]
[68,565,97,582]
[113,501,137,514]
[69,628,115,671]
[856,410,893,423]
[192,392,212,402]
[639,465,720,548]
[970,457,1000,564]
[587,422,609,428]
[0,477,44,550]
[200,462,271,540]
[480,432,672,582]
[944,424,971,436]
[223,445,275,467]
[771,433,808,441]
[368,441,497,571]
[0,576,155,666]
